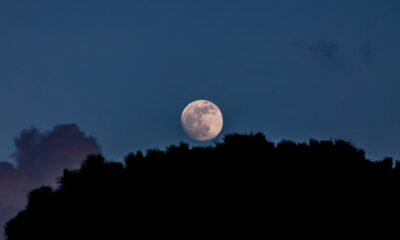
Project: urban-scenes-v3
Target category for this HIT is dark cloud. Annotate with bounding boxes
[309,41,339,58]
[358,45,375,70]
[0,124,101,239]
[360,46,373,57]
[293,40,339,58]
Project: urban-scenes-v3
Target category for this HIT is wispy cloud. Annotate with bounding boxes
[293,39,339,59]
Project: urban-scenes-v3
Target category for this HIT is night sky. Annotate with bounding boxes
[1,1,400,160]
[0,1,400,236]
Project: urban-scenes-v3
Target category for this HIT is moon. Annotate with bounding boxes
[181,100,223,141]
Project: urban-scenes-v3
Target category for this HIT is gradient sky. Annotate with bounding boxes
[1,0,400,162]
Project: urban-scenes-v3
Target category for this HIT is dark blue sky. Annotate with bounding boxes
[1,0,400,161]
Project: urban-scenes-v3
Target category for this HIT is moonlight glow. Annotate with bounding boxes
[181,100,223,141]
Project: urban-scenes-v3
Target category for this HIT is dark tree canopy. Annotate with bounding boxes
[4,133,400,239]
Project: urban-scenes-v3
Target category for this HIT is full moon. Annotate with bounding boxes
[181,100,223,141]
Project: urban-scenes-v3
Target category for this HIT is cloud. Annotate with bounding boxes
[360,46,373,58]
[293,40,339,58]
[0,124,101,239]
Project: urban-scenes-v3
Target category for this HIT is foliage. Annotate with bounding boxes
[5,133,400,239]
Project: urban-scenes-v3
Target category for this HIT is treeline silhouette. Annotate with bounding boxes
[4,133,400,239]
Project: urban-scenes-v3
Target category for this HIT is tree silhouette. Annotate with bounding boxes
[4,133,400,239]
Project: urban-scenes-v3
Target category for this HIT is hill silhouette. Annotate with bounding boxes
[4,133,400,239]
